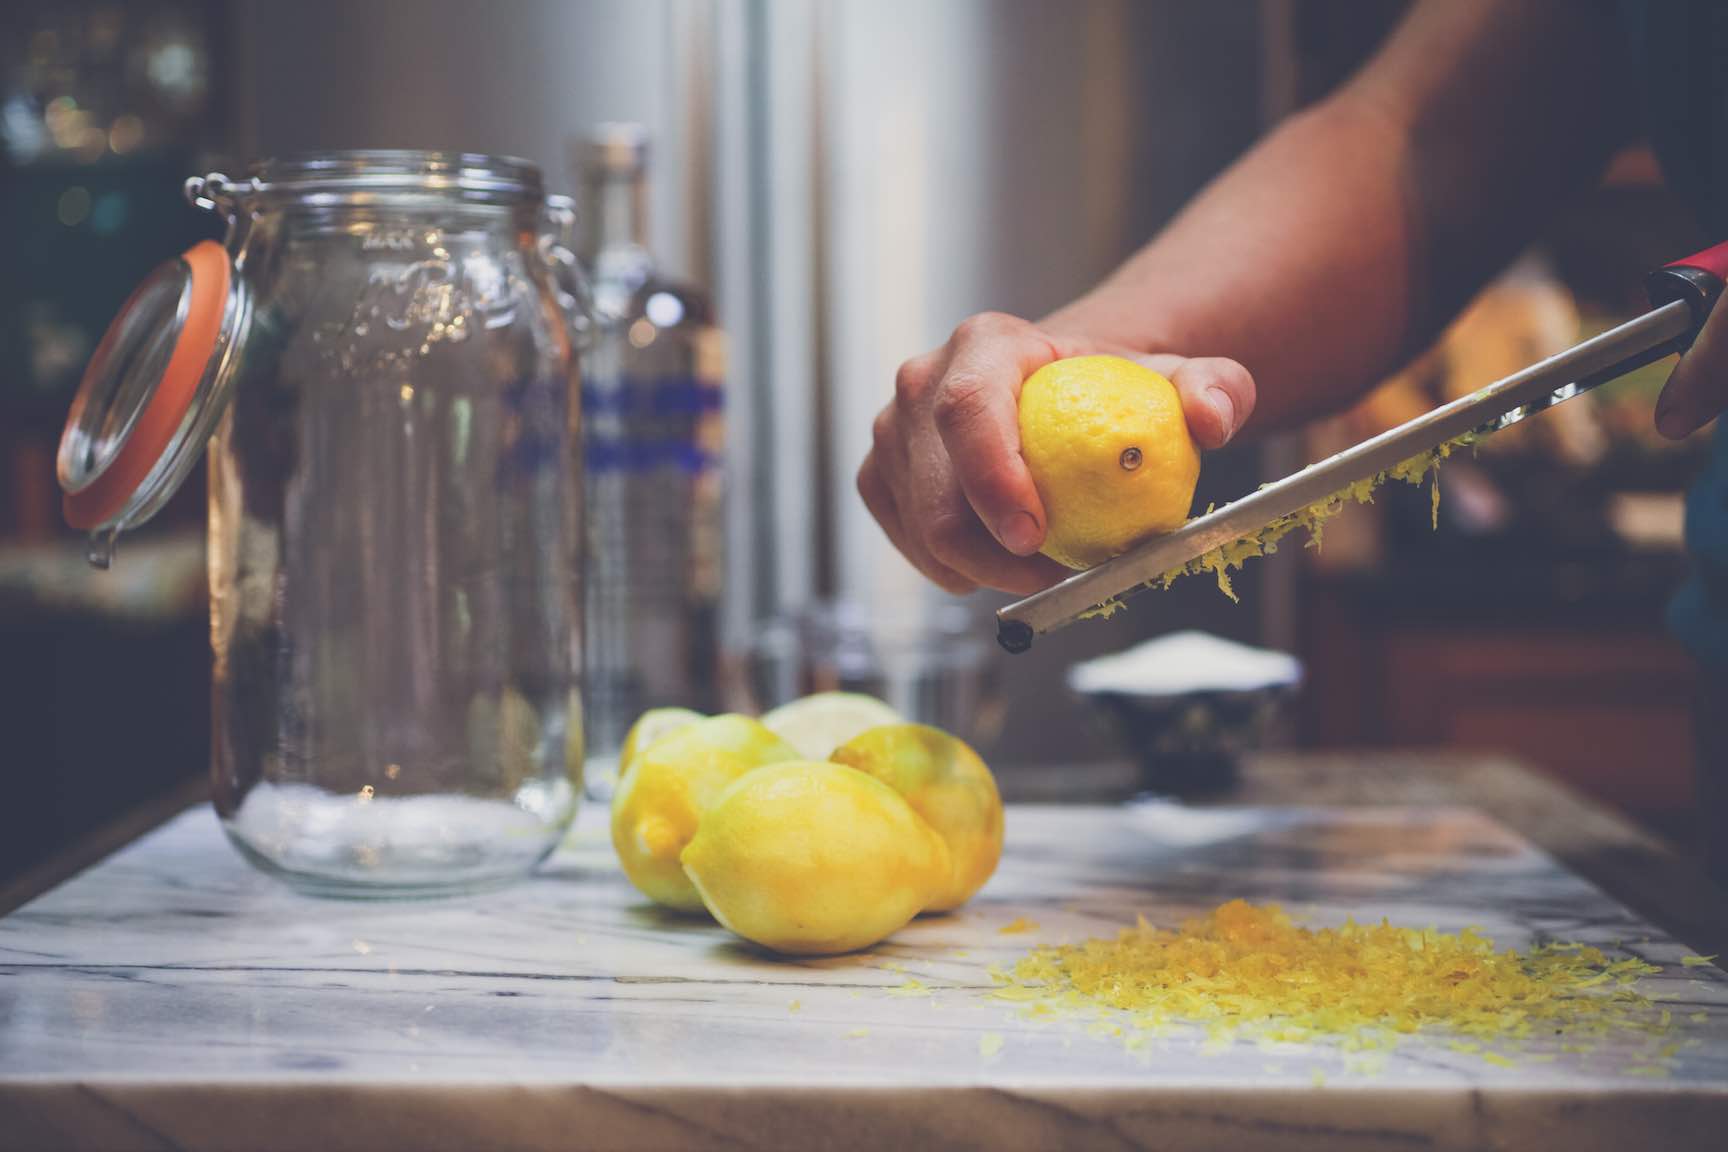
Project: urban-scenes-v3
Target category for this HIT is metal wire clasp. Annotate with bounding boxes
[183,172,258,216]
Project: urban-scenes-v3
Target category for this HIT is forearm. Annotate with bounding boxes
[1046,0,1630,432]
[1046,94,1417,428]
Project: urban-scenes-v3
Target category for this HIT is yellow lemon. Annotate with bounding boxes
[617,706,704,783]
[831,724,1003,912]
[681,761,950,955]
[610,714,800,911]
[760,691,902,760]
[1018,354,1199,569]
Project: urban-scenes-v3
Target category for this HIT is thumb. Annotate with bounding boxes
[1139,354,1258,451]
[1657,298,1728,439]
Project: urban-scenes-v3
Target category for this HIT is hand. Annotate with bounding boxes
[856,312,1257,595]
[1657,296,1728,439]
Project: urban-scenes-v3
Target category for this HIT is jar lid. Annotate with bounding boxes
[57,239,247,562]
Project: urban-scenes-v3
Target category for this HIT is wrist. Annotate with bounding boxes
[1040,292,1183,360]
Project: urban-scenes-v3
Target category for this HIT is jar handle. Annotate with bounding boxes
[540,194,597,352]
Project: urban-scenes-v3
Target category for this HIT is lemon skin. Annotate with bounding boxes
[681,761,950,955]
[610,714,800,912]
[761,691,902,760]
[617,707,705,785]
[831,723,1003,912]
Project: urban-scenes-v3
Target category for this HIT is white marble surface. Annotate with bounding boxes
[2,800,1726,1151]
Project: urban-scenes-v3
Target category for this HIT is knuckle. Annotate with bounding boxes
[923,507,976,566]
[871,406,895,445]
[953,311,1020,344]
[855,460,878,503]
[932,373,995,433]
[893,358,932,405]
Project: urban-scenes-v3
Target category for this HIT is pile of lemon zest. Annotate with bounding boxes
[998,916,1040,935]
[979,1032,1005,1058]
[990,984,1046,1003]
[1681,954,1718,967]
[788,999,802,1013]
[889,978,932,998]
[1690,1012,1710,1024]
[996,899,1676,1069]
[845,1027,870,1039]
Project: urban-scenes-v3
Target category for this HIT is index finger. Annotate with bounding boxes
[930,314,1072,556]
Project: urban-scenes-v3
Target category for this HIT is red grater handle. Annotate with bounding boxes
[1647,241,1728,343]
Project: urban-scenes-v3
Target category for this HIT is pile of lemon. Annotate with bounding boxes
[610,694,1003,955]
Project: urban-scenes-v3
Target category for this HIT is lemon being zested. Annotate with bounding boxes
[1018,355,1200,569]
[610,714,800,912]
[681,761,950,955]
[831,723,1003,912]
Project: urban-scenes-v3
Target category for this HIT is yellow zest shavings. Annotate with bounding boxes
[998,916,1041,936]
[889,978,932,998]
[1132,432,1477,604]
[979,1032,1005,1059]
[1681,954,1718,968]
[846,1027,870,1039]
[996,900,1676,1069]
[788,999,801,1013]
[1079,598,1126,621]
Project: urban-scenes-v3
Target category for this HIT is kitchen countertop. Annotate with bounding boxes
[3,752,1728,1151]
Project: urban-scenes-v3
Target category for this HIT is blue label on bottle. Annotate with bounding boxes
[586,439,721,474]
[583,374,723,475]
[582,376,723,415]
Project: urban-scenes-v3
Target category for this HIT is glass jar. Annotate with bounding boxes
[57,152,589,896]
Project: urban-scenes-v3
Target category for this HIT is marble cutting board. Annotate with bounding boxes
[1,801,1725,1152]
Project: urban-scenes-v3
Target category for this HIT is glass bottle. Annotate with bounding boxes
[578,125,725,796]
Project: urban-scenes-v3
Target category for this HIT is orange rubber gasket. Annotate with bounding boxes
[63,240,231,531]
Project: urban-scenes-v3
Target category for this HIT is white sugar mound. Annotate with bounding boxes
[1067,630,1302,698]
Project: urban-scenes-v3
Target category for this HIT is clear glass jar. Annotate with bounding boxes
[58,152,588,896]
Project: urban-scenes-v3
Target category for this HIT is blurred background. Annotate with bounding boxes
[0,1,1710,886]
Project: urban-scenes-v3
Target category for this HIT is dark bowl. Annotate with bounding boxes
[1081,684,1295,799]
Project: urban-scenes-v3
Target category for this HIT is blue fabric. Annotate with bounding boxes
[1669,427,1728,667]
[1625,0,1728,668]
